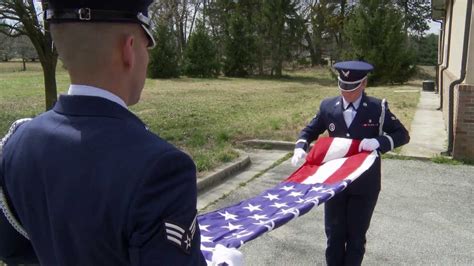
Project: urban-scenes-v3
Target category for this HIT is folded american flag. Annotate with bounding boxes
[198,137,378,263]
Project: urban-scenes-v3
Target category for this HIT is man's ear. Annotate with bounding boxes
[122,35,135,70]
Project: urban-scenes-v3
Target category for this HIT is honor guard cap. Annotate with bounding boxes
[44,0,156,48]
[334,61,374,91]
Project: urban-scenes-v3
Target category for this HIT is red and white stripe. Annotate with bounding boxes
[285,137,378,185]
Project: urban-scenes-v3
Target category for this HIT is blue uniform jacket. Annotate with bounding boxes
[295,94,410,194]
[0,95,206,265]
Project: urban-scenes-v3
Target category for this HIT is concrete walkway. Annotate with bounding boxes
[198,149,290,211]
[401,90,448,158]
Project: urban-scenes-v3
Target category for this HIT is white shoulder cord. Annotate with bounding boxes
[379,99,386,136]
[0,118,32,240]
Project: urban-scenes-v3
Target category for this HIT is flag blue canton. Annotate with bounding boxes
[198,181,350,262]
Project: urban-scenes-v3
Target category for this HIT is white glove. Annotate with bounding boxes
[291,148,307,166]
[211,244,243,266]
[359,138,380,152]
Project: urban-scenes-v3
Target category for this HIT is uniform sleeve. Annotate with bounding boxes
[0,160,38,264]
[126,150,206,266]
[295,101,327,151]
[375,101,410,153]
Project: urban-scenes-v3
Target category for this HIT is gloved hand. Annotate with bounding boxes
[291,148,307,166]
[211,244,243,266]
[358,138,380,152]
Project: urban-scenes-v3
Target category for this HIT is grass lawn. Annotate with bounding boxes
[0,62,425,175]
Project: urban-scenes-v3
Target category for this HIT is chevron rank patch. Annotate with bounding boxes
[164,214,197,254]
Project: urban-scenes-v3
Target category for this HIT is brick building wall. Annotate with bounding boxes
[453,84,474,160]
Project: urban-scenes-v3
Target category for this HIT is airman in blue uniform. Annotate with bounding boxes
[291,61,410,266]
[0,0,206,265]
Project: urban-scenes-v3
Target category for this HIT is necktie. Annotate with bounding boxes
[343,103,356,128]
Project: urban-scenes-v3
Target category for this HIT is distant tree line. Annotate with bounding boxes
[412,33,439,66]
[0,34,38,70]
[148,0,437,84]
[0,0,438,110]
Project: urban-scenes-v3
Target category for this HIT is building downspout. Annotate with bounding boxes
[447,0,472,155]
[434,20,444,94]
[439,1,455,110]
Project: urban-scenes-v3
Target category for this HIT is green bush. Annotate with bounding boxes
[148,23,180,79]
[223,13,256,77]
[183,22,220,78]
[414,34,438,66]
[343,0,416,84]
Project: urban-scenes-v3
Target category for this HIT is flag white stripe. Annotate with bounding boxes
[196,137,379,263]
[166,235,182,246]
[164,222,185,234]
[165,229,183,239]
[322,138,352,163]
[200,245,215,252]
[344,151,378,182]
[302,157,347,184]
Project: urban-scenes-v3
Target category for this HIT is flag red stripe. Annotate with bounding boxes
[307,137,334,165]
[284,165,319,183]
[323,152,371,185]
[347,139,360,157]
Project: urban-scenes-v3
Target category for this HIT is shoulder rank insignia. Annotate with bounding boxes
[164,213,197,254]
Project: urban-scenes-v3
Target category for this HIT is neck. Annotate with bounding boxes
[69,74,129,106]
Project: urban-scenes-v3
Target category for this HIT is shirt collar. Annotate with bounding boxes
[68,84,127,109]
[342,95,362,110]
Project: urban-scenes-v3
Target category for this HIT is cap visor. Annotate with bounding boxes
[141,24,156,49]
[338,80,362,91]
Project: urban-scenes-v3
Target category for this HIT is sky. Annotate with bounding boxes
[428,20,442,35]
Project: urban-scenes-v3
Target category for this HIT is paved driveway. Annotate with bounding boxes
[202,157,474,265]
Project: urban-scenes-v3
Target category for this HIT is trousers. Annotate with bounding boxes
[324,190,379,266]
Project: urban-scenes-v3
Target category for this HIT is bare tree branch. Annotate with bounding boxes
[0,22,26,36]
[0,28,23,37]
[0,0,58,110]
[0,11,21,21]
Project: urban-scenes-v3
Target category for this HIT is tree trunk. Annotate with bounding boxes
[22,58,26,71]
[258,51,264,76]
[403,0,409,35]
[43,65,57,110]
[40,55,58,110]
[275,63,282,77]
[338,0,346,52]
[275,33,283,77]
[304,31,319,66]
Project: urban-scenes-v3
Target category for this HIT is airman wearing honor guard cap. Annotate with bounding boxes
[291,61,410,266]
[0,0,207,265]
